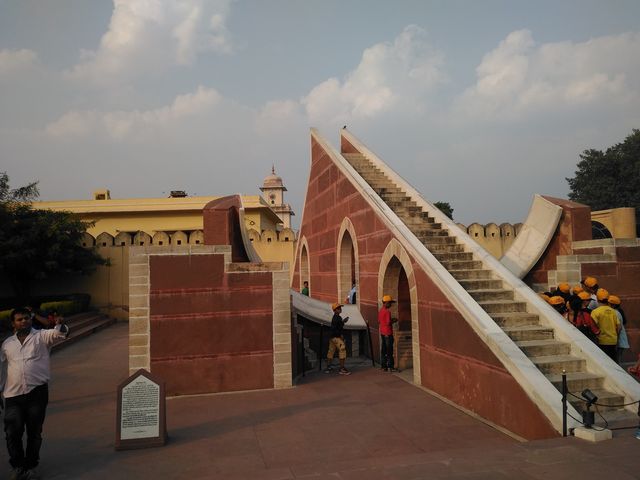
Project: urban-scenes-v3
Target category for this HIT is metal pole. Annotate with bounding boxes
[301,316,306,377]
[319,323,323,372]
[366,321,375,367]
[562,369,567,437]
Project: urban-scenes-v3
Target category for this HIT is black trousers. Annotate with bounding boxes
[4,383,49,470]
[381,335,395,369]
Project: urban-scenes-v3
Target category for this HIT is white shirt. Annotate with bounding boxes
[0,326,68,398]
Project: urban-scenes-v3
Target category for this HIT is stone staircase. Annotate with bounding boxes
[52,311,116,352]
[344,152,635,425]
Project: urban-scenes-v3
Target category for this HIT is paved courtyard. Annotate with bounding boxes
[1,322,638,479]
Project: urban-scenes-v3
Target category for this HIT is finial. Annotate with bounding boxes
[271,164,275,175]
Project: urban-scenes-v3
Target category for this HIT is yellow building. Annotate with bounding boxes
[32,173,298,319]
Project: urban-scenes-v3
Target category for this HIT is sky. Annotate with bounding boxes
[1,0,639,226]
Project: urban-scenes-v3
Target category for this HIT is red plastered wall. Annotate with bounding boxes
[292,133,557,439]
[149,253,274,395]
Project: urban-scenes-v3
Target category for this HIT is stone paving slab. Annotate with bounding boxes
[1,322,638,479]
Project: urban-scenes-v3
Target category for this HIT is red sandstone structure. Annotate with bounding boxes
[128,128,640,441]
[290,129,640,440]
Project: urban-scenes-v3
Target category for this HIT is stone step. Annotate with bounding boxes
[441,260,483,270]
[414,228,449,237]
[386,200,418,208]
[479,300,527,314]
[491,312,541,328]
[392,205,422,213]
[421,236,458,245]
[458,278,503,290]
[503,325,554,341]
[51,316,117,353]
[449,269,494,280]
[432,252,474,262]
[547,371,603,392]
[568,389,627,413]
[428,243,466,253]
[467,289,514,302]
[516,339,571,357]
[531,354,586,374]
[374,187,402,195]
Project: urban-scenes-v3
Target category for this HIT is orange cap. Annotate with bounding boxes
[558,283,570,293]
[578,291,591,301]
[331,302,343,311]
[608,295,621,305]
[382,295,396,303]
[549,296,565,306]
[583,276,598,288]
[572,285,584,295]
[596,288,609,302]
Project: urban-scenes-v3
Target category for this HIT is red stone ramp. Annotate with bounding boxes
[291,127,640,439]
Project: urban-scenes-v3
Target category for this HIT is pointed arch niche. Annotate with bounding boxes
[378,238,420,384]
[298,236,311,294]
[337,217,359,306]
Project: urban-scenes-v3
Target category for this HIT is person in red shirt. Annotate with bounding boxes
[378,295,398,372]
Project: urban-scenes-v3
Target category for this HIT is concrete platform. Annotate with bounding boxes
[2,322,639,479]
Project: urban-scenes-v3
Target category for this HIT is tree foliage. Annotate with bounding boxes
[434,201,454,220]
[0,172,105,300]
[567,129,640,212]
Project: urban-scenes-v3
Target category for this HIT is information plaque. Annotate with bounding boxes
[115,369,167,450]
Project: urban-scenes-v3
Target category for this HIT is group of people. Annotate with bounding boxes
[541,276,630,364]
[1,308,69,480]
[324,293,399,376]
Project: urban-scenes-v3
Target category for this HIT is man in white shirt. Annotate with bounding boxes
[1,308,69,480]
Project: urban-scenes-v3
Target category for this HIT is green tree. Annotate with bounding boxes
[566,130,640,224]
[434,201,454,220]
[0,172,105,300]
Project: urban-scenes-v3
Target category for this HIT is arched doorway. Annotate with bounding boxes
[378,239,420,384]
[299,236,310,293]
[382,256,412,370]
[337,218,359,306]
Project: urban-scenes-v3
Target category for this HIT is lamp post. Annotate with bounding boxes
[581,389,598,428]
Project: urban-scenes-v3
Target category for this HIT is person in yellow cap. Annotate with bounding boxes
[590,288,621,362]
[608,295,630,363]
[378,295,399,372]
[553,283,571,301]
[549,296,567,317]
[581,277,599,311]
[569,293,600,343]
[325,302,351,375]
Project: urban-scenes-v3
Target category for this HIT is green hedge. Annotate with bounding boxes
[0,309,12,330]
[39,300,82,316]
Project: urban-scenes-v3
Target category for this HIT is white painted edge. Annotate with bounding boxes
[339,128,640,427]
[500,195,563,278]
[291,289,367,330]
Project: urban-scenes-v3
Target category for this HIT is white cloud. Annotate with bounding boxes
[455,30,640,120]
[45,86,221,140]
[0,49,38,75]
[302,25,446,127]
[67,0,233,85]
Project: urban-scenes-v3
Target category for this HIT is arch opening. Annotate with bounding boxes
[382,255,413,370]
[300,241,310,294]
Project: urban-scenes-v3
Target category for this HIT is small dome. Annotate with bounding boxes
[262,166,283,188]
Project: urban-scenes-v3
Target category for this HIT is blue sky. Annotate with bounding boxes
[1,0,639,225]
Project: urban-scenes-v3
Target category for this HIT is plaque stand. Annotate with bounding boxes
[115,369,167,450]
